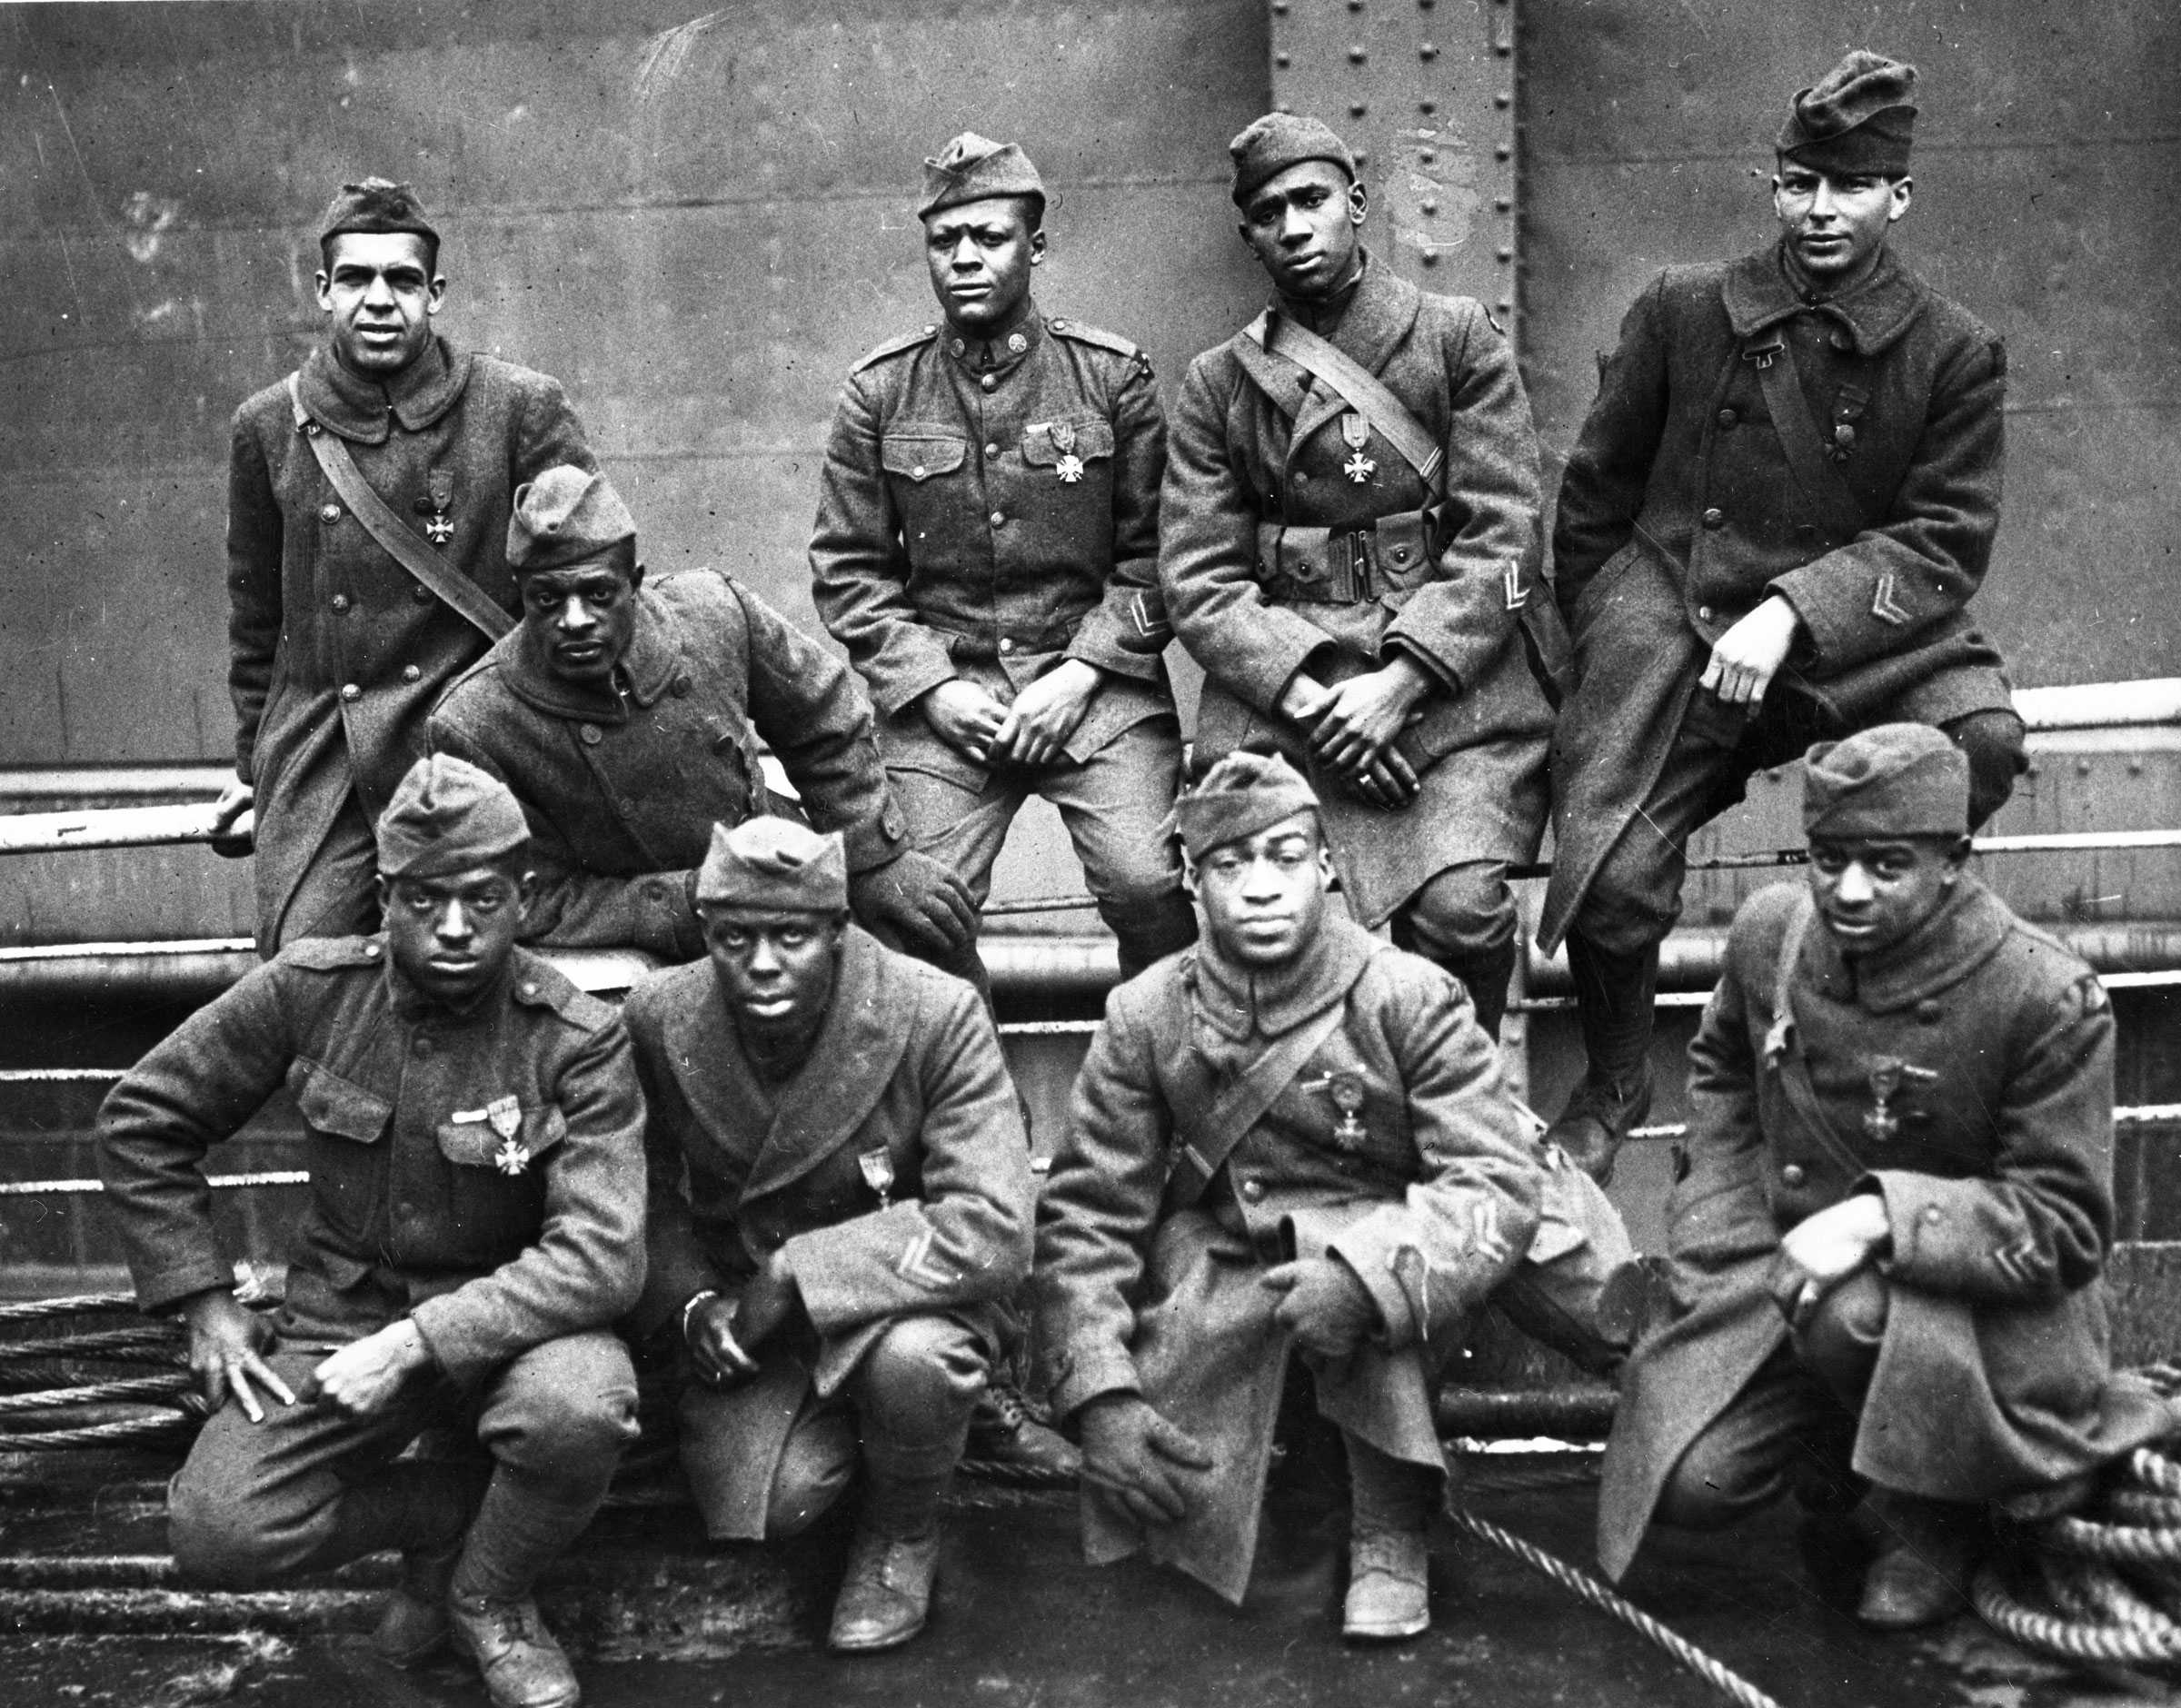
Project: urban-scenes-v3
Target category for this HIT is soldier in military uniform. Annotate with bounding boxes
[810,133,1196,983]
[1597,726,2169,1627]
[215,179,597,953]
[429,465,977,976]
[624,818,1035,1652]
[1034,752,1630,1640]
[1159,114,1562,1040]
[100,755,646,1708]
[1541,53,2028,1179]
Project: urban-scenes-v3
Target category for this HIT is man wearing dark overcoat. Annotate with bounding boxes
[100,755,646,1708]
[430,465,976,974]
[216,178,597,952]
[623,817,1035,1653]
[1598,725,2169,1627]
[1541,53,2027,1179]
[1159,114,1561,1040]
[810,133,1196,983]
[1034,752,1628,1640]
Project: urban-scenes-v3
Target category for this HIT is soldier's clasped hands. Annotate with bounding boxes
[1076,1394,1216,1529]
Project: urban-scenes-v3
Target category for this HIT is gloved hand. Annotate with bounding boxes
[1077,1394,1215,1529]
[849,849,977,958]
[1261,1256,1380,1360]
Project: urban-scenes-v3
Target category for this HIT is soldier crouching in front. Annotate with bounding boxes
[622,817,1034,1653]
[1597,725,2172,1628]
[98,754,646,1708]
[1032,751,1594,1642]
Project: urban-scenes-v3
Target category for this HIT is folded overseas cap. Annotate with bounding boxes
[506,465,638,573]
[918,133,1046,222]
[695,816,849,912]
[1172,750,1320,859]
[319,177,438,250]
[1802,723,1967,839]
[1229,113,1356,206]
[377,754,530,879]
[1777,50,1917,177]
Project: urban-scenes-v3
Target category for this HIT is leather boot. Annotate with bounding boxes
[1438,938,1519,1042]
[449,1594,582,1708]
[1342,1526,1430,1642]
[1546,936,1659,1183]
[829,1526,944,1653]
[1855,1492,1975,1630]
[964,1382,1081,1481]
[373,1534,463,1668]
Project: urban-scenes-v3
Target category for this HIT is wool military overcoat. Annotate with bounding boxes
[97,938,645,1385]
[809,303,1174,790]
[431,571,906,961]
[1033,918,1542,1603]
[1159,258,1556,927]
[1541,243,2015,951]
[625,927,1033,1538]
[227,337,595,948]
[1598,879,2172,1580]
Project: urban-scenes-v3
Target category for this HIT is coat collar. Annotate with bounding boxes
[1803,874,2012,1013]
[1190,913,1378,1041]
[1721,241,1926,359]
[658,928,915,1203]
[493,584,680,721]
[940,294,1046,379]
[1270,252,1421,455]
[295,335,474,445]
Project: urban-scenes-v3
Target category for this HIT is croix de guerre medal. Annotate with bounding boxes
[423,469,455,547]
[1050,420,1086,485]
[859,1147,897,1210]
[1304,1071,1369,1151]
[485,1094,529,1175]
[1862,1060,1937,1145]
[1340,412,1377,485]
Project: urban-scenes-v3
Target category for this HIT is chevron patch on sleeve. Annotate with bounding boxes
[895,1227,958,1289]
[1870,570,1913,626]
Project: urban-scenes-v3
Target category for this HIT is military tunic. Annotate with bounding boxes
[228,337,596,950]
[1032,918,1544,1603]
[1597,879,2170,1580]
[1541,243,2015,952]
[430,570,906,962]
[625,926,1034,1539]
[98,937,646,1381]
[1159,257,1556,928]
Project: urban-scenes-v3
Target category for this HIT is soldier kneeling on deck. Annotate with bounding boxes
[99,755,647,1708]
[623,817,1035,1652]
[1032,751,1631,1640]
[1597,724,2173,1627]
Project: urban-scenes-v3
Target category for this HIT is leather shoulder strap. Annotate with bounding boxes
[1257,314,1445,492]
[1761,891,1869,1179]
[287,373,513,642]
[1165,952,1376,1208]
[1744,338,1867,530]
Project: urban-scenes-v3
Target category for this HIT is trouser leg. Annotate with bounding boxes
[882,764,1027,1008]
[1655,1345,1855,1532]
[453,1332,640,1603]
[848,1315,988,1537]
[1940,708,2028,830]
[168,1349,468,1587]
[1042,715,1196,981]
[1392,861,1519,1039]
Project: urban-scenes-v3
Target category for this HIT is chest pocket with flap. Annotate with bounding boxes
[289,1058,392,1145]
[436,1103,570,1172]
[1020,415,1115,471]
[881,432,969,484]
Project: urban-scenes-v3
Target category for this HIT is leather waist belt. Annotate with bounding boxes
[1256,507,1432,604]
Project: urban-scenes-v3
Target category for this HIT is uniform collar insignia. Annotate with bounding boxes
[295,336,474,445]
[945,296,1044,374]
[1805,874,2012,1013]
[1722,242,1926,358]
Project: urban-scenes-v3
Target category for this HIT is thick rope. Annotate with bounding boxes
[0,1373,193,1416]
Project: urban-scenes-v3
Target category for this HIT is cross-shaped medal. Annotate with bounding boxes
[1340,413,1377,484]
[1051,421,1086,484]
[493,1136,532,1176]
[424,513,454,547]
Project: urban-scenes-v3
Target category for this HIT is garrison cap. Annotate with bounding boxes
[917,133,1046,223]
[318,177,439,253]
[694,817,850,913]
[1802,723,1968,840]
[1229,112,1357,207]
[506,465,638,574]
[1777,51,1917,178]
[377,754,530,879]
[1173,750,1320,860]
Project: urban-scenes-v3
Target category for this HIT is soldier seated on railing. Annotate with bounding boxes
[1031,751,1631,1643]
[99,755,645,1708]
[1597,723,2173,1628]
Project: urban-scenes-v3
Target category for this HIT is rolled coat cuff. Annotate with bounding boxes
[1325,1213,1423,1348]
[1048,1343,1143,1423]
[865,640,962,720]
[132,1254,235,1318]
[1864,1168,2057,1299]
[838,809,908,876]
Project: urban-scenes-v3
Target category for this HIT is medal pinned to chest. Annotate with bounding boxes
[1339,413,1378,485]
[1049,420,1087,485]
[450,1094,531,1175]
[1303,1070,1370,1152]
[418,470,455,548]
[859,1147,897,1210]
[1862,1059,1939,1145]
